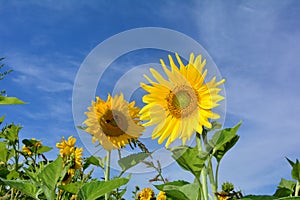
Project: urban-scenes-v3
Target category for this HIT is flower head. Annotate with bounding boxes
[140,53,225,147]
[56,136,76,156]
[56,136,83,185]
[83,93,144,151]
[156,191,166,200]
[138,188,154,200]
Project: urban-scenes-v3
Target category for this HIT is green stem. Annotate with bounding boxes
[295,181,300,197]
[207,156,217,200]
[196,133,208,200]
[215,162,220,191]
[105,150,111,200]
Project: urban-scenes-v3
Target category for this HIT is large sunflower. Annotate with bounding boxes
[140,53,225,147]
[83,93,144,151]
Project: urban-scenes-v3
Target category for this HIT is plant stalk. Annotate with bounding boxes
[207,156,217,200]
[105,150,111,200]
[196,133,208,200]
[295,181,300,197]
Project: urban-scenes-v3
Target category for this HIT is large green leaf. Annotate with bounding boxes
[291,160,300,182]
[155,181,199,200]
[209,122,241,154]
[171,146,208,177]
[277,197,300,200]
[118,152,150,172]
[0,142,8,162]
[0,96,26,105]
[0,178,39,199]
[78,177,129,200]
[37,156,63,200]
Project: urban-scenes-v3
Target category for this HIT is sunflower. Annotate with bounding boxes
[74,147,83,169]
[56,136,76,156]
[138,188,154,200]
[140,53,225,147]
[156,191,167,200]
[83,93,145,151]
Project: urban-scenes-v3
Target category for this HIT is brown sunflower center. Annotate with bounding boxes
[99,110,128,137]
[167,85,198,118]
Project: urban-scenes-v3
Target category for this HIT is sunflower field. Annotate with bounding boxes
[1,55,299,200]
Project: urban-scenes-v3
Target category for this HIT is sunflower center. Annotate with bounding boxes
[99,110,128,137]
[167,85,198,118]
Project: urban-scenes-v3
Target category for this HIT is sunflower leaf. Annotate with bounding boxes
[118,152,150,172]
[209,122,242,155]
[78,177,129,200]
[155,181,200,200]
[37,156,63,199]
[0,96,26,105]
[170,146,208,177]
[274,178,296,197]
[0,178,39,199]
[291,160,300,182]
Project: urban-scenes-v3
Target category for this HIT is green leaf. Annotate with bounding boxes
[118,152,150,172]
[209,122,242,154]
[6,170,19,180]
[37,156,63,199]
[59,182,83,194]
[36,146,53,154]
[0,124,21,142]
[277,197,300,200]
[0,178,38,199]
[213,135,240,162]
[291,160,300,182]
[78,177,129,200]
[155,181,199,200]
[0,164,10,178]
[0,115,5,124]
[0,96,26,105]
[84,155,104,169]
[274,178,296,197]
[286,157,296,168]
[0,142,8,162]
[170,146,208,177]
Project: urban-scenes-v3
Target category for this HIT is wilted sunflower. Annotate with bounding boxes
[138,188,154,200]
[140,53,225,147]
[83,93,144,151]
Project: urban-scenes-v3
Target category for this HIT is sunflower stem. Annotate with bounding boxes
[295,181,300,196]
[207,156,217,200]
[196,133,208,200]
[105,150,111,200]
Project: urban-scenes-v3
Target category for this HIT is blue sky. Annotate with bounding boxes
[1,0,300,197]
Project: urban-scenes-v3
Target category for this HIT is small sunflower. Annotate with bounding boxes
[83,93,144,151]
[74,147,83,169]
[138,188,154,200]
[56,136,76,156]
[140,53,225,147]
[156,191,167,200]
